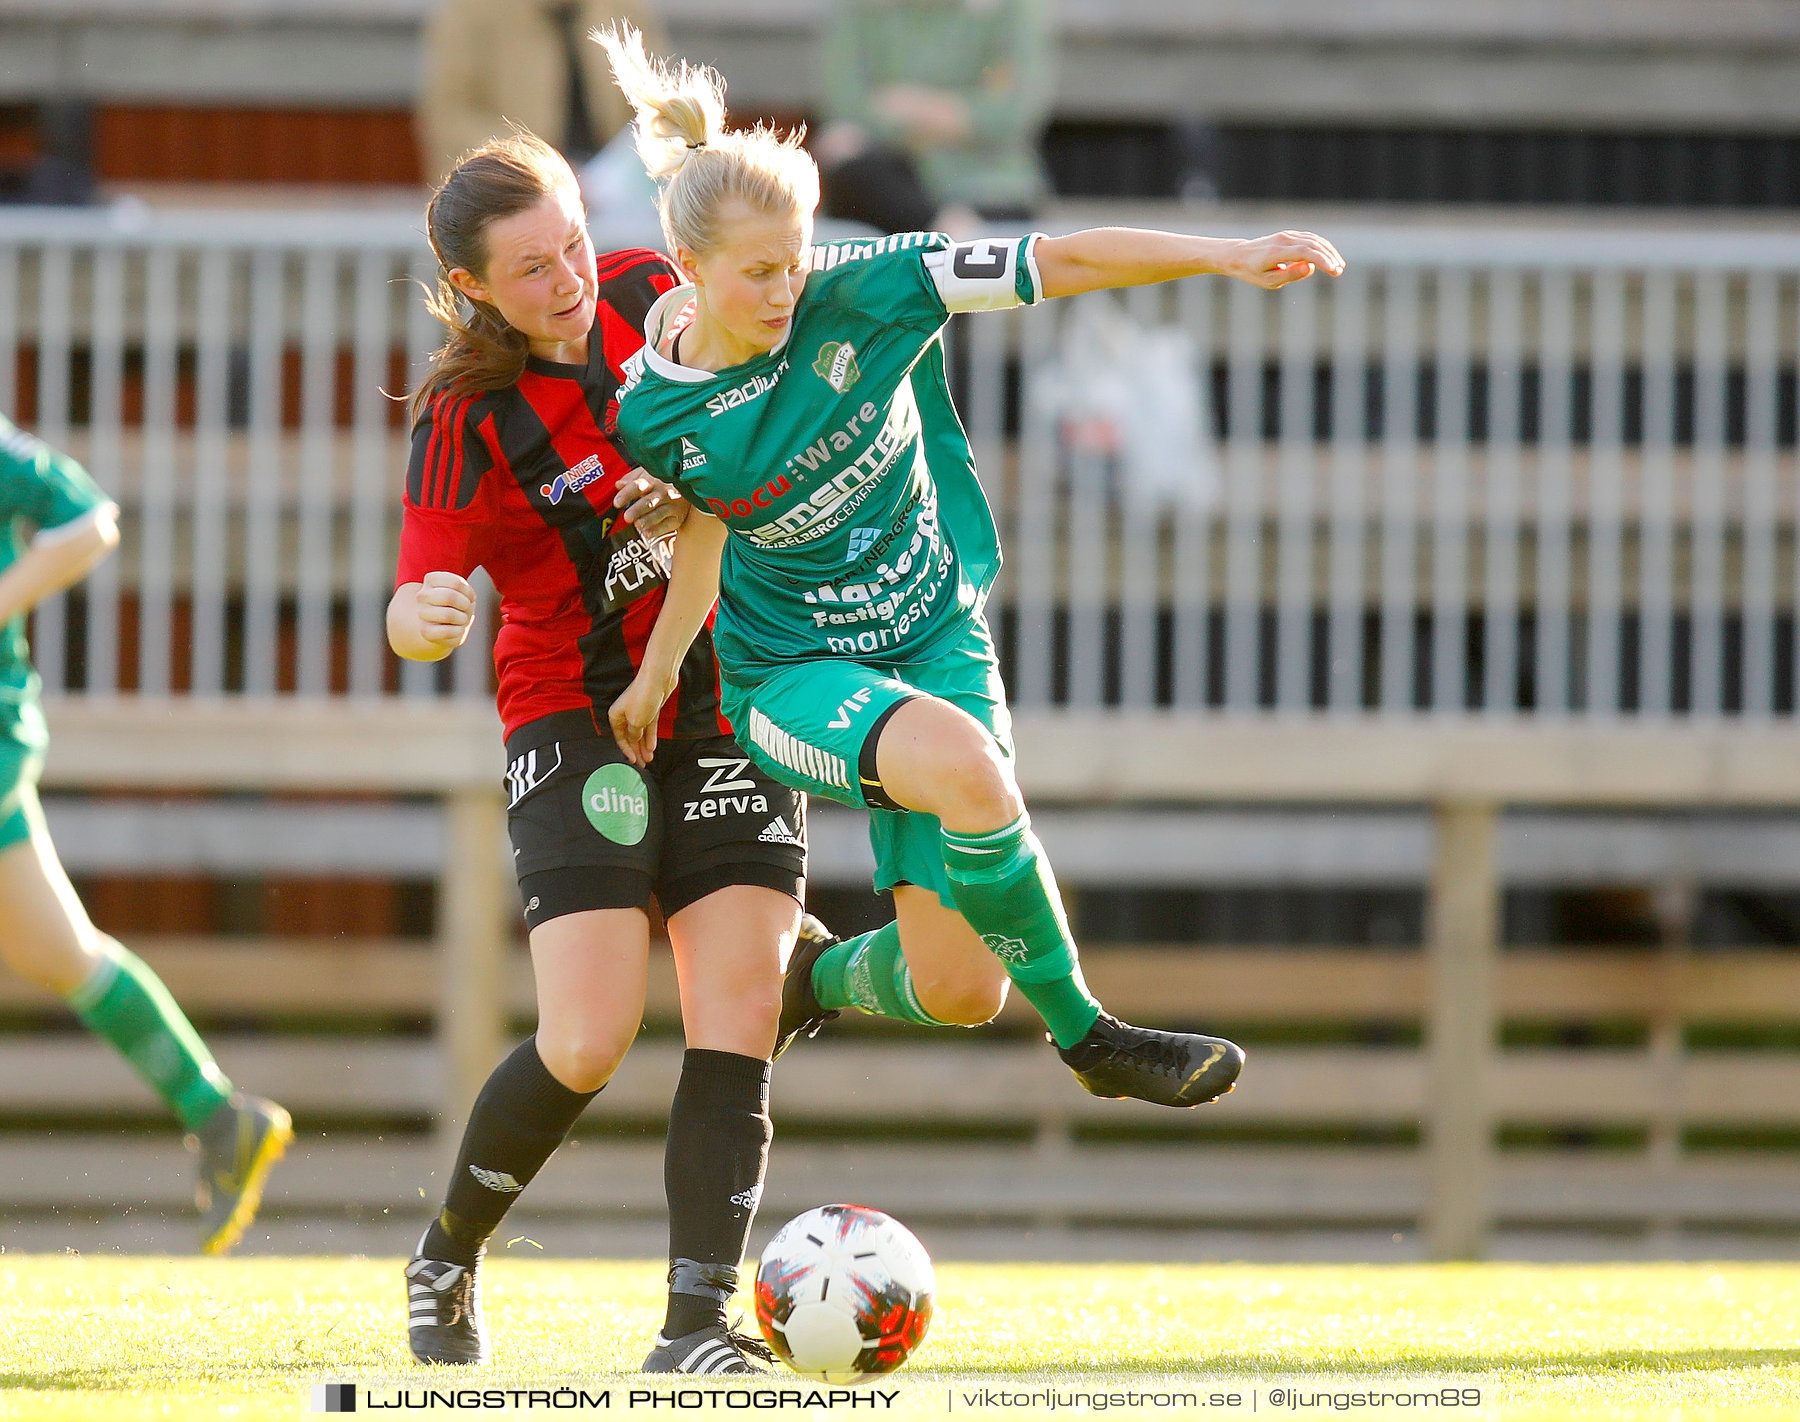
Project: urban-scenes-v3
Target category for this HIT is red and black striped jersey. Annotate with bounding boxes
[397,248,729,741]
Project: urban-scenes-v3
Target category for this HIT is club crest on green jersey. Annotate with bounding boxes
[813,340,862,393]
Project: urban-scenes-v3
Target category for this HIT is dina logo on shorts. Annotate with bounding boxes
[582,764,649,845]
[813,340,861,393]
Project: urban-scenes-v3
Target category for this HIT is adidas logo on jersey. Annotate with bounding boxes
[468,1165,523,1193]
[758,817,802,846]
[679,437,706,472]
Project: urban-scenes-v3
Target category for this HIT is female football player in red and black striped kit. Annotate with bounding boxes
[388,132,823,1375]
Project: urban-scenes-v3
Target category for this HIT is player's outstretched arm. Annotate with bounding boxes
[387,570,475,662]
[609,508,728,768]
[1034,227,1345,300]
[0,504,119,625]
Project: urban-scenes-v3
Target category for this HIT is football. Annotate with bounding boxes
[754,1204,935,1384]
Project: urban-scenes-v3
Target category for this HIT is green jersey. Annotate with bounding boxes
[616,230,1044,686]
[0,413,109,747]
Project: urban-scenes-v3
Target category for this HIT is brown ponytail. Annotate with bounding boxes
[410,131,581,423]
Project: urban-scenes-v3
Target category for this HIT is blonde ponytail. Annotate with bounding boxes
[596,23,819,259]
[596,24,725,182]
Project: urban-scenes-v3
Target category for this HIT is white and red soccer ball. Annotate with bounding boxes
[754,1204,935,1384]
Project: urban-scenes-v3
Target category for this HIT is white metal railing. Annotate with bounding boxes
[4,207,1799,720]
[978,225,1800,716]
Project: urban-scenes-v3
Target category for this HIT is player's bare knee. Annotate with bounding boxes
[535,1032,629,1094]
[930,731,1020,830]
[914,964,1009,1026]
[0,920,100,996]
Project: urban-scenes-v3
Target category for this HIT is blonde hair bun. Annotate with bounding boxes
[597,22,820,258]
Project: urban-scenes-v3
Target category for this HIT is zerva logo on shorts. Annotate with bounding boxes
[541,453,604,505]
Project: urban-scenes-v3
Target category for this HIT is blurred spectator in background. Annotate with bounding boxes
[817,0,1053,236]
[416,0,668,184]
[0,100,96,206]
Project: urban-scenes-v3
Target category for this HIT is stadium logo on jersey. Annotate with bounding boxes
[705,359,788,417]
[504,743,564,808]
[813,340,862,393]
[679,436,707,471]
[540,452,604,505]
[845,527,880,562]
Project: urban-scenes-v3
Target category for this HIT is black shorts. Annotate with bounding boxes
[504,710,807,930]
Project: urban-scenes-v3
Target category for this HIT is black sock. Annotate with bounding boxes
[420,1036,599,1267]
[661,1048,772,1338]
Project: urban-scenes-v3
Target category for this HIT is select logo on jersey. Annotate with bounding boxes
[582,763,649,844]
[845,527,880,562]
[705,359,788,417]
[813,339,862,393]
[679,436,706,471]
[681,757,769,822]
[541,452,604,506]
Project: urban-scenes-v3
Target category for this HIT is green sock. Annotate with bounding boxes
[810,922,952,1027]
[66,939,233,1131]
[940,814,1101,1049]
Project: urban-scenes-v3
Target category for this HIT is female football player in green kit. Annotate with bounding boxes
[0,412,290,1252]
[602,27,1344,1107]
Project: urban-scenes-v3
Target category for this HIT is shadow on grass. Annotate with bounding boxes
[927,1347,1800,1377]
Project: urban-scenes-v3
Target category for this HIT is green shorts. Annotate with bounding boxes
[721,621,1012,908]
[0,737,44,855]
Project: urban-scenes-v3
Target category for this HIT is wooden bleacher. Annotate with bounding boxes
[8,700,1798,1256]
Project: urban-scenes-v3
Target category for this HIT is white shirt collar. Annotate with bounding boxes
[640,283,795,385]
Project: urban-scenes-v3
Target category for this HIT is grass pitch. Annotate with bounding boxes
[2,1255,1796,1420]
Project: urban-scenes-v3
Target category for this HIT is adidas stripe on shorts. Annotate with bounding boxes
[503,710,805,929]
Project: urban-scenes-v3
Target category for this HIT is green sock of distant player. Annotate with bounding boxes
[66,939,233,1130]
[810,922,952,1027]
[940,814,1101,1048]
